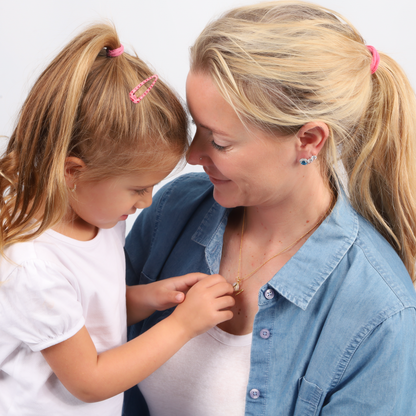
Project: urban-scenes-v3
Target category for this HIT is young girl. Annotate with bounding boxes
[0,24,234,415]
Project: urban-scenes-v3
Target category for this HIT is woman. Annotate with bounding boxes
[123,2,416,415]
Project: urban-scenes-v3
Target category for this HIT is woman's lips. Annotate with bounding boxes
[205,169,230,185]
[208,175,230,185]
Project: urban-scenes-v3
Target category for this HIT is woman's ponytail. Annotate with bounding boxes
[343,54,416,281]
[190,1,416,282]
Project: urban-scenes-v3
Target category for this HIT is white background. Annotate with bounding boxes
[1,0,415,234]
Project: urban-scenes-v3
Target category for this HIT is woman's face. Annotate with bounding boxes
[186,71,303,209]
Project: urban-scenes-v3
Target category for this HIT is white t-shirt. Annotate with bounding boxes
[139,325,252,416]
[0,222,127,416]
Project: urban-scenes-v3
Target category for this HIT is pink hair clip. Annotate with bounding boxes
[366,45,380,74]
[129,75,159,104]
[107,44,124,57]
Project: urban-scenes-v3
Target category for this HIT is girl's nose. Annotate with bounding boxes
[135,190,153,210]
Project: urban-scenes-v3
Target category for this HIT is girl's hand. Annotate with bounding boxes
[150,273,212,310]
[42,274,234,402]
[126,273,210,325]
[169,274,235,339]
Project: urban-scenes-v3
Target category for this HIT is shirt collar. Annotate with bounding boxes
[192,191,358,310]
[269,192,358,310]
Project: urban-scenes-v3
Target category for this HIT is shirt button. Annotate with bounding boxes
[249,388,260,399]
[260,329,270,339]
[264,288,275,299]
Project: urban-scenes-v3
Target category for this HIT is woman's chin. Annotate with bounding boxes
[212,188,241,208]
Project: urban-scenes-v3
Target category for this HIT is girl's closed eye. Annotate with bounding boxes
[135,188,149,196]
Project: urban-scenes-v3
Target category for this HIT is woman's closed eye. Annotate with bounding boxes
[211,140,228,151]
[191,119,230,151]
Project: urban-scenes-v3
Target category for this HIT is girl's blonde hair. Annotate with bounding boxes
[0,23,188,254]
[190,1,416,281]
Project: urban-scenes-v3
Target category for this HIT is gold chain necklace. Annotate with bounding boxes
[233,201,333,295]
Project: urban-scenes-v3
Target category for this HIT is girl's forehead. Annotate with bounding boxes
[125,169,171,184]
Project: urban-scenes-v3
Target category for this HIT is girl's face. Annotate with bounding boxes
[186,71,301,209]
[68,170,168,231]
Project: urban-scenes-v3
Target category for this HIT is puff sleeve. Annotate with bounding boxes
[0,259,85,351]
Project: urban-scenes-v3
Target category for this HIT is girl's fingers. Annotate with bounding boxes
[213,294,235,311]
[190,273,225,289]
[169,273,209,291]
[203,281,234,298]
[172,291,185,304]
[215,309,234,323]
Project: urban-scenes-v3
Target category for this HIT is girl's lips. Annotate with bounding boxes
[120,215,128,220]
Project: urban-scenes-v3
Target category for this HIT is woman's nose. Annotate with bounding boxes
[187,133,209,166]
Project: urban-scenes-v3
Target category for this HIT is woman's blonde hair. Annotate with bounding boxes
[190,0,416,281]
[0,23,188,254]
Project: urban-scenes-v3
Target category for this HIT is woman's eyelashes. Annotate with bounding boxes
[211,140,228,151]
[191,119,229,151]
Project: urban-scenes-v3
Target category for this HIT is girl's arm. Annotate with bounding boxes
[41,274,234,403]
[126,272,209,326]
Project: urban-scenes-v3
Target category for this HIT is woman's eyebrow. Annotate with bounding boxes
[193,119,231,137]
[187,106,231,137]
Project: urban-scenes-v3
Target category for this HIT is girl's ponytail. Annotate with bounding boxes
[343,54,416,281]
[1,24,188,257]
[0,25,121,255]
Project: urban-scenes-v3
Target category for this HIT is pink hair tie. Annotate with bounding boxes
[129,75,159,104]
[366,45,380,74]
[107,44,124,57]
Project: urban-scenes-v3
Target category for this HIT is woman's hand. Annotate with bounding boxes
[126,273,211,325]
[168,274,235,339]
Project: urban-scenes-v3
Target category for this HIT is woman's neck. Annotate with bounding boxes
[244,173,333,247]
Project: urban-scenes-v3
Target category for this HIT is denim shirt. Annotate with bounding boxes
[123,173,416,416]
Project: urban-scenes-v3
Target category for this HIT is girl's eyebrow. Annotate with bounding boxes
[132,181,161,189]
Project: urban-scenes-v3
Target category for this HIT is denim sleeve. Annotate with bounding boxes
[321,307,416,415]
[123,188,163,416]
[125,203,156,287]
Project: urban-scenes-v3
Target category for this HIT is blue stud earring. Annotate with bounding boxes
[300,155,317,165]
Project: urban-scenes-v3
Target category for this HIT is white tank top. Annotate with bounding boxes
[139,325,252,416]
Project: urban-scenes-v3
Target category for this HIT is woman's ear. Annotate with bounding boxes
[64,157,87,189]
[296,121,329,157]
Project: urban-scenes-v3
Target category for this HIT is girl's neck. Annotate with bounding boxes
[52,211,98,242]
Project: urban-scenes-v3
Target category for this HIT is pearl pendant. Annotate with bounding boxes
[233,282,240,291]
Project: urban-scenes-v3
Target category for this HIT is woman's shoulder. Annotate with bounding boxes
[142,172,216,222]
[352,214,416,308]
[323,193,416,309]
[154,172,213,204]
